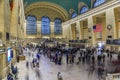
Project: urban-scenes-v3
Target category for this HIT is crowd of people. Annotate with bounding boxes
[27,44,120,80]
[6,42,120,80]
[7,63,18,80]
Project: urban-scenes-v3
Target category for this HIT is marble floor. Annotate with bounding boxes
[15,49,107,80]
[4,49,116,80]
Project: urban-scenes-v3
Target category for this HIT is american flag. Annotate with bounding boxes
[93,24,102,32]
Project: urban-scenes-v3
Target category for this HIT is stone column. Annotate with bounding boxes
[118,22,120,38]
[69,23,72,40]
[0,53,7,78]
[2,53,7,78]
[88,16,95,45]
[10,0,19,40]
[36,21,41,38]
[76,21,81,39]
[118,22,120,51]
[106,8,116,39]
[0,0,6,45]
[62,23,69,39]
[23,20,27,38]
[0,54,2,78]
[50,22,54,38]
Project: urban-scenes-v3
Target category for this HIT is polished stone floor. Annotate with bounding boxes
[4,50,118,80]
[15,49,106,80]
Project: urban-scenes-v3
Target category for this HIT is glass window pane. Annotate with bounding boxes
[26,16,37,34]
[54,18,62,35]
[41,16,50,35]
[93,0,106,7]
[71,12,77,18]
[80,6,88,14]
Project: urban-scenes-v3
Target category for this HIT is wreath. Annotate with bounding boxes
[88,28,91,32]
[107,25,112,30]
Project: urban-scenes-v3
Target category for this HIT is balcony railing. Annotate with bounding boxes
[106,39,120,45]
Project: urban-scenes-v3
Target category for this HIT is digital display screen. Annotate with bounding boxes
[7,48,13,62]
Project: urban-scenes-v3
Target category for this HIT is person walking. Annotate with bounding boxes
[57,72,63,80]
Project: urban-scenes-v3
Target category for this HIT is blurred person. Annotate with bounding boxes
[57,72,63,80]
[25,74,29,80]
[26,61,29,69]
[35,67,41,80]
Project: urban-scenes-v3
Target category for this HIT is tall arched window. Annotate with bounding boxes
[54,18,62,35]
[93,0,106,7]
[26,16,37,34]
[41,16,50,35]
[71,12,77,18]
[79,6,88,14]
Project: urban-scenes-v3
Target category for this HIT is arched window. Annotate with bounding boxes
[54,18,62,35]
[26,16,37,34]
[71,12,77,18]
[41,16,50,35]
[93,0,106,7]
[79,6,88,14]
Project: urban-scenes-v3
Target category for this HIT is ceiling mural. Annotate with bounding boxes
[24,0,91,12]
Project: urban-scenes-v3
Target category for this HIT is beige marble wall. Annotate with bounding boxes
[70,23,76,40]
[106,8,116,39]
[0,0,11,45]
[0,0,5,42]
[101,18,107,41]
[50,22,54,38]
[10,0,18,39]
[76,21,81,39]
[88,16,95,45]
[62,0,119,45]
[118,22,120,38]
[36,21,41,38]
[21,0,119,45]
[0,0,10,78]
[62,23,70,39]
[0,53,7,78]
[9,0,25,46]
[0,53,2,77]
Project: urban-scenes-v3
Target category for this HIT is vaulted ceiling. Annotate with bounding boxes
[24,0,91,22]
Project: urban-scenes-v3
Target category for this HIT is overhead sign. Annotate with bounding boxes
[0,48,6,53]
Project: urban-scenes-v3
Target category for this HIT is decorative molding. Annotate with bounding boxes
[63,0,120,25]
[78,2,89,13]
[25,2,68,21]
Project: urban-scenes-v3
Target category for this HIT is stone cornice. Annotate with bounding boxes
[25,2,68,21]
[63,0,120,25]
